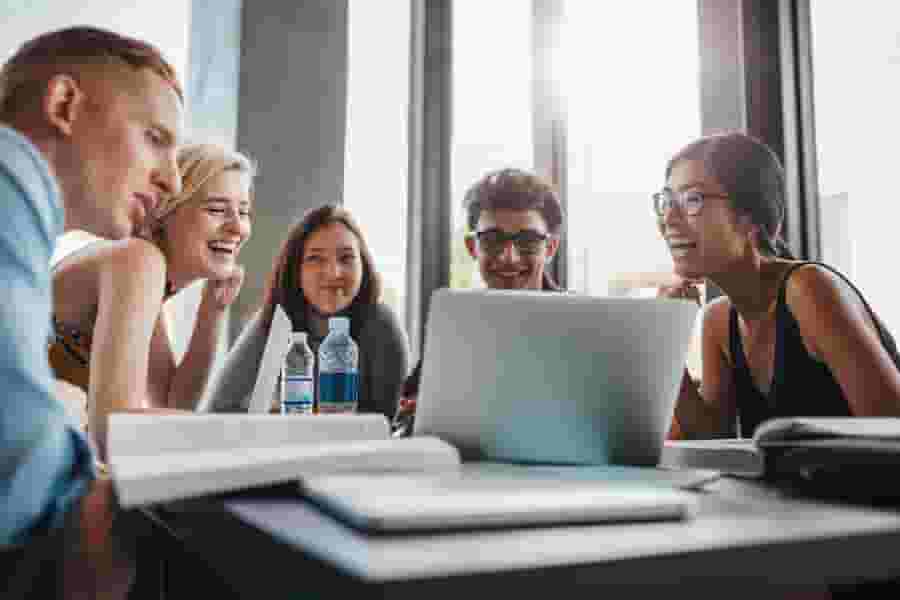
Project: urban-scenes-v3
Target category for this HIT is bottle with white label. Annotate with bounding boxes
[317,317,359,414]
[281,332,315,415]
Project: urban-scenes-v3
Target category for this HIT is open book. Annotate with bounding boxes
[660,417,900,478]
[107,413,461,508]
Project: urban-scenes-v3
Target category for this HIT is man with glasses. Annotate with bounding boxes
[463,168,563,291]
[392,168,565,436]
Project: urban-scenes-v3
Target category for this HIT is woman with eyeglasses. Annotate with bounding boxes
[657,132,900,441]
[206,204,409,420]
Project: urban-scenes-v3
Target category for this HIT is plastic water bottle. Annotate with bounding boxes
[281,332,315,415]
[317,317,359,414]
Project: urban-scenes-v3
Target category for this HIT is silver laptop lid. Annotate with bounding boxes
[413,289,698,466]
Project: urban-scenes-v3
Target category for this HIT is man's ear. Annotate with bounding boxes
[43,74,85,137]
[464,235,478,260]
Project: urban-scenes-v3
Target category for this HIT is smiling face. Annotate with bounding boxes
[159,169,252,282]
[299,221,364,316]
[64,65,183,239]
[465,207,559,290]
[658,159,753,279]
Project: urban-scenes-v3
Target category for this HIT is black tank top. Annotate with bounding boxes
[729,262,900,437]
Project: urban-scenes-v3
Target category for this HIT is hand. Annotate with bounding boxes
[657,277,703,306]
[208,264,245,309]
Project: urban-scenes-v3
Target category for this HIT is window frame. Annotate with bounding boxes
[406,0,821,356]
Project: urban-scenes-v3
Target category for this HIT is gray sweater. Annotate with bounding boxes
[203,303,409,419]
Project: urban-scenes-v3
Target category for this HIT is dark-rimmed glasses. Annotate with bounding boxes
[472,229,549,256]
[652,188,728,217]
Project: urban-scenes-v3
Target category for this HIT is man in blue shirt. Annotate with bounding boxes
[0,27,182,597]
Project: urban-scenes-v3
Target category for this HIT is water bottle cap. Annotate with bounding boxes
[328,316,350,333]
[291,331,308,344]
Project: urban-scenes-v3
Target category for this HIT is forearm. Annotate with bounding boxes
[669,369,726,439]
[167,283,228,410]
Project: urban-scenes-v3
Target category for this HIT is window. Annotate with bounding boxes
[451,0,534,289]
[562,1,701,298]
[343,0,411,323]
[561,1,702,375]
[0,3,188,76]
[810,4,900,334]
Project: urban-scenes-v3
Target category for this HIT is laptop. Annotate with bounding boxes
[196,304,292,413]
[300,290,705,533]
[413,288,699,466]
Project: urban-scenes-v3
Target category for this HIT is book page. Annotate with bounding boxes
[660,439,763,478]
[108,413,390,457]
[111,436,460,507]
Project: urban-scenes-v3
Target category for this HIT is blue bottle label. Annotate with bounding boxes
[318,372,359,414]
[282,375,314,414]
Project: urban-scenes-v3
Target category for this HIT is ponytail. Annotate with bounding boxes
[774,236,795,260]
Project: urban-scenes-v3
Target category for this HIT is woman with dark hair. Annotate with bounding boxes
[659,132,900,440]
[207,204,409,419]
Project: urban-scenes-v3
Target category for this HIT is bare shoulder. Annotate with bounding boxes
[783,263,862,315]
[55,237,165,279]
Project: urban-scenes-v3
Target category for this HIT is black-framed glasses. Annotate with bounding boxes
[652,188,728,217]
[472,229,549,256]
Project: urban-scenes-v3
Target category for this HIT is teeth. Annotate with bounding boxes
[209,242,236,252]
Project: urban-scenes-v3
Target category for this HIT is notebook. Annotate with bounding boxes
[414,289,699,466]
[300,462,697,533]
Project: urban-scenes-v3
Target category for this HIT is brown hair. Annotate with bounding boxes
[463,168,564,235]
[665,131,793,258]
[259,204,383,334]
[0,26,183,121]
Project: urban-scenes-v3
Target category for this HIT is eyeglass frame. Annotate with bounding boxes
[652,188,729,218]
[469,228,552,256]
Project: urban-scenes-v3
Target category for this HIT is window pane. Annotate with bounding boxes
[344,0,411,324]
[810,4,899,334]
[451,0,534,289]
[564,1,700,297]
[563,1,702,375]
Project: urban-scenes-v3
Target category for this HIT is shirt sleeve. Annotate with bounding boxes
[0,130,95,548]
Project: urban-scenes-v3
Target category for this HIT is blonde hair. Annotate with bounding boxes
[0,26,182,122]
[154,142,256,223]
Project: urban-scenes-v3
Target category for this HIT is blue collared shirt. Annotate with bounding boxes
[0,125,95,547]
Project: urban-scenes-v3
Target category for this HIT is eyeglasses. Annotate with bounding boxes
[652,188,728,217]
[473,229,549,256]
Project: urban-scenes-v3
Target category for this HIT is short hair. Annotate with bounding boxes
[259,204,384,334]
[0,26,183,121]
[463,168,564,235]
[665,131,792,258]
[155,143,256,223]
